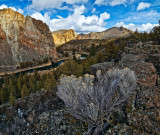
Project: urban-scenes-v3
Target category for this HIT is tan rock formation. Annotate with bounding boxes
[0,8,58,68]
[52,29,77,47]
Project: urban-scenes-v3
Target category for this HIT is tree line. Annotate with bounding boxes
[0,70,56,105]
[126,26,160,43]
[17,57,50,69]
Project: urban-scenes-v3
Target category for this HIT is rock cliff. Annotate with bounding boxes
[52,29,77,47]
[0,8,58,68]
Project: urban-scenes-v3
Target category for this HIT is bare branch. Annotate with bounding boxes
[57,68,137,134]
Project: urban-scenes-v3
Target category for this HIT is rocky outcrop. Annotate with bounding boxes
[0,8,58,68]
[90,62,115,75]
[78,27,133,39]
[52,29,77,47]
[0,90,85,135]
[119,54,157,87]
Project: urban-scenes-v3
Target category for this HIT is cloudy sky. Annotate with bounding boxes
[0,0,159,33]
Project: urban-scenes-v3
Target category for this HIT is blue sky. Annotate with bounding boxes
[0,0,159,33]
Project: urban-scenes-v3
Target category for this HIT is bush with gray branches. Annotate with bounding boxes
[57,68,137,135]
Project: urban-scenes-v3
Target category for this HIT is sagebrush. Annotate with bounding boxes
[57,68,137,135]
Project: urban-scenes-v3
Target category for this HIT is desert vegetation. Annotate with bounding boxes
[57,68,137,134]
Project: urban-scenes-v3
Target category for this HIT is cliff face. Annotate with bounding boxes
[0,8,58,67]
[78,27,133,39]
[52,29,77,47]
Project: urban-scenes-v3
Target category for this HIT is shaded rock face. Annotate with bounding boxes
[0,8,58,67]
[78,27,133,39]
[52,29,77,47]
[0,26,14,65]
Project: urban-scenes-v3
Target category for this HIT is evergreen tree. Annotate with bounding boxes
[29,75,37,93]
[64,52,69,57]
[33,69,40,80]
[23,74,29,87]
[90,43,96,56]
[8,78,19,98]
[96,52,104,63]
[21,84,29,98]
[17,74,23,98]
[9,87,16,105]
[44,74,56,90]
[73,55,77,61]
[4,76,9,86]
[72,50,75,55]
[0,87,9,104]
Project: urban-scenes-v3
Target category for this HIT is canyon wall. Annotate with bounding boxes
[0,8,58,67]
[52,29,77,47]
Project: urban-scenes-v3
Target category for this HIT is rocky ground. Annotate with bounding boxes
[0,41,160,135]
[0,90,87,135]
[91,41,160,134]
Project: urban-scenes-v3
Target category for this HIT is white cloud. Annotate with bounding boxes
[17,9,24,14]
[115,22,158,32]
[98,12,110,25]
[125,10,160,24]
[137,2,151,11]
[31,5,110,33]
[31,12,51,25]
[0,4,24,14]
[0,4,8,9]
[94,0,134,6]
[91,8,96,13]
[30,0,88,11]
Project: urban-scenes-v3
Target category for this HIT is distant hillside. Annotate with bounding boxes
[77,27,134,39]
[52,27,133,47]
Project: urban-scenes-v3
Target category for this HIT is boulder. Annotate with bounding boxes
[90,62,115,75]
[119,54,157,87]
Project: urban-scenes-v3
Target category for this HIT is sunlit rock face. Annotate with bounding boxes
[0,8,58,67]
[52,29,77,47]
